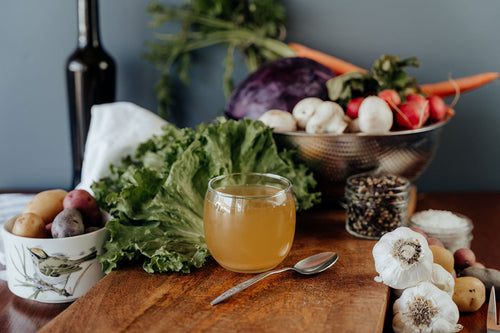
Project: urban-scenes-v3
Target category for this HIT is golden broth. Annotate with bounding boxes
[204,185,295,273]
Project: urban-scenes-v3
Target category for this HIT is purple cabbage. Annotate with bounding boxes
[225,57,335,120]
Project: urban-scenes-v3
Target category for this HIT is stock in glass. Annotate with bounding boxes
[204,173,296,273]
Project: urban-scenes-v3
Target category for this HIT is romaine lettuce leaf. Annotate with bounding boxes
[92,118,320,274]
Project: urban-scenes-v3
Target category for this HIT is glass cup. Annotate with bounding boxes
[203,173,296,273]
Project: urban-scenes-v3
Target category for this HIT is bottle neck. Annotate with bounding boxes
[77,0,100,48]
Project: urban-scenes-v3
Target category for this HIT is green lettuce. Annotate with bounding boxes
[92,118,320,274]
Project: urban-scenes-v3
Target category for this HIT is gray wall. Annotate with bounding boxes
[1,0,499,191]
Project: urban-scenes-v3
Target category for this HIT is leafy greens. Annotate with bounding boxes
[326,55,421,108]
[92,118,320,274]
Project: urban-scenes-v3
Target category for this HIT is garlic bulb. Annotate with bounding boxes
[373,227,433,289]
[393,282,463,333]
[430,263,455,297]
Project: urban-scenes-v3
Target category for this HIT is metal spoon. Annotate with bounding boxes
[210,251,339,306]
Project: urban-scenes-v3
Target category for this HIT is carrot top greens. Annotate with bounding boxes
[143,0,295,119]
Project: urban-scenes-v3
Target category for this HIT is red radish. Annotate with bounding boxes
[405,93,427,104]
[378,89,401,108]
[346,97,364,119]
[394,101,430,129]
[427,95,447,121]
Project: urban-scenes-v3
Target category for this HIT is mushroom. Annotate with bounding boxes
[357,96,393,133]
[258,110,297,133]
[306,101,350,134]
[292,97,323,128]
[348,117,361,133]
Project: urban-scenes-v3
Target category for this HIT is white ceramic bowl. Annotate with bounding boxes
[0,212,110,303]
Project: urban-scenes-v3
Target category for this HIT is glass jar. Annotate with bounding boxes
[345,174,410,239]
[409,210,473,253]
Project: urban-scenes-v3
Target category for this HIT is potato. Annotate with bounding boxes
[429,245,454,273]
[23,189,67,223]
[453,248,476,269]
[453,276,486,312]
[409,226,428,238]
[471,262,485,268]
[63,189,101,227]
[461,266,500,296]
[51,208,85,238]
[11,213,47,238]
[427,237,444,248]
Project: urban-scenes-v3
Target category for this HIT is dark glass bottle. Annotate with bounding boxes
[66,0,116,188]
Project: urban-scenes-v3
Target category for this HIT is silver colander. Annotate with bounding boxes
[274,117,451,197]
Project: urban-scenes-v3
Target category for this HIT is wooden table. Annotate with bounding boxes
[1,191,499,332]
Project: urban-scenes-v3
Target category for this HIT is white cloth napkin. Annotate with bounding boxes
[77,101,168,193]
[0,102,166,263]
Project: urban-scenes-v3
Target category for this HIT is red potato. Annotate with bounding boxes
[378,89,401,108]
[346,97,364,119]
[52,208,85,238]
[454,248,476,269]
[427,95,448,122]
[63,189,101,227]
[471,262,485,268]
[394,101,430,129]
[427,237,445,248]
[45,222,53,238]
[409,226,428,239]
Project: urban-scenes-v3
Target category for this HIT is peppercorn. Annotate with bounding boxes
[345,174,410,239]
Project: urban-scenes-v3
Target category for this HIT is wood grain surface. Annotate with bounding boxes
[1,191,498,333]
[39,208,388,333]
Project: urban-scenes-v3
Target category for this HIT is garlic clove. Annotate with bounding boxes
[373,227,434,289]
[393,263,455,298]
[430,263,455,297]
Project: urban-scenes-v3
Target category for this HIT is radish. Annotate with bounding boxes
[378,89,401,108]
[427,95,447,122]
[406,93,427,104]
[346,97,364,119]
[394,100,430,129]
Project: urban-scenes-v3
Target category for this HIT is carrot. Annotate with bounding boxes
[288,43,367,75]
[289,43,498,97]
[419,72,499,97]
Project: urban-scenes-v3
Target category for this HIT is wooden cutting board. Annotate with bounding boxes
[39,207,389,333]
